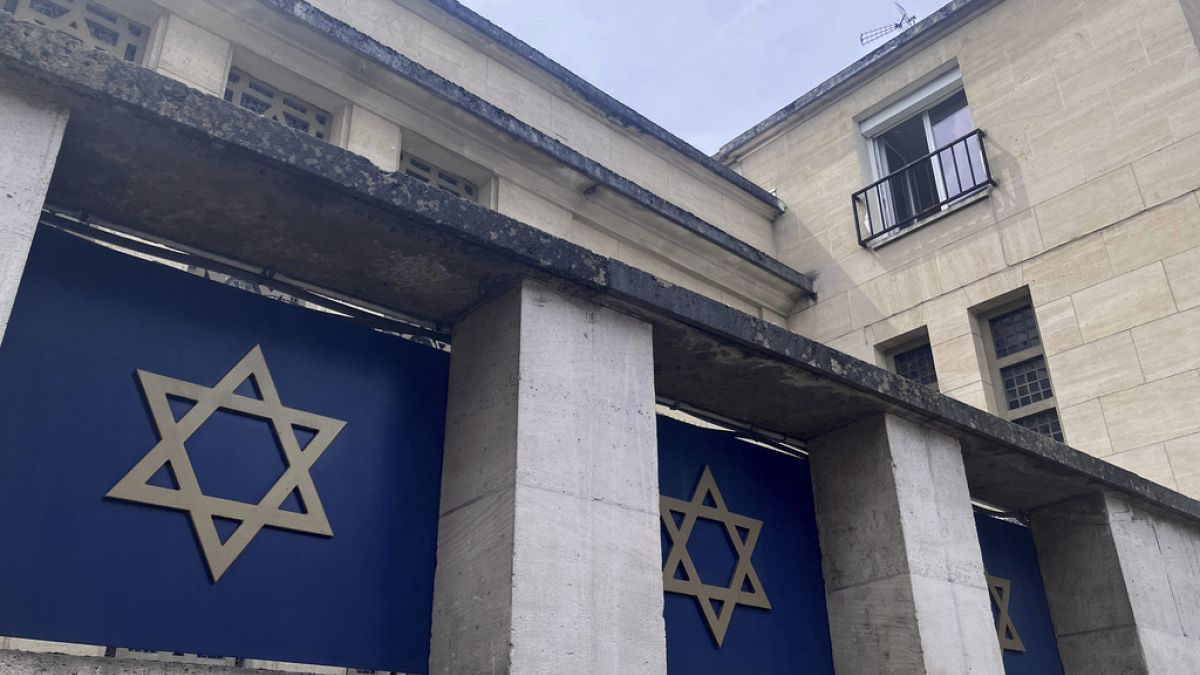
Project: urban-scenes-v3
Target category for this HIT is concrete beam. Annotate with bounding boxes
[1032,492,1200,672]
[808,414,1003,673]
[0,88,66,347]
[428,279,665,674]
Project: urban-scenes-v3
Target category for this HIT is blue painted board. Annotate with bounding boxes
[657,416,834,673]
[975,512,1065,675]
[0,227,449,673]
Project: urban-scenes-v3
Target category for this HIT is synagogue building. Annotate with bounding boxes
[1,0,1199,673]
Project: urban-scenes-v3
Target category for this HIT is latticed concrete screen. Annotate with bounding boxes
[224,67,332,141]
[400,152,479,201]
[2,0,149,63]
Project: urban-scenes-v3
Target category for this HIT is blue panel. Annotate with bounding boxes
[975,512,1065,675]
[657,416,834,674]
[0,227,449,673]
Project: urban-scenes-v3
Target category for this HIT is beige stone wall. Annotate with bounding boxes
[303,0,778,254]
[64,0,802,322]
[734,0,1200,496]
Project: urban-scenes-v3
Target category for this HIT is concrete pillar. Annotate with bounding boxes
[1031,491,1200,673]
[343,105,402,172]
[808,414,1003,674]
[146,14,232,96]
[0,89,67,347]
[428,279,666,674]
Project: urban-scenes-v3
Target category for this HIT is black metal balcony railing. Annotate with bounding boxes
[852,128,995,247]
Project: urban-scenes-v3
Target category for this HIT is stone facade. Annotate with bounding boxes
[724,0,1200,498]
[5,0,1200,672]
[81,0,803,322]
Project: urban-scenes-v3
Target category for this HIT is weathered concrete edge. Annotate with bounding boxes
[714,0,1004,162]
[0,649,261,674]
[255,0,811,296]
[420,0,785,210]
[2,15,1197,525]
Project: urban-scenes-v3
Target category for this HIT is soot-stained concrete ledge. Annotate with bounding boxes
[2,11,1198,526]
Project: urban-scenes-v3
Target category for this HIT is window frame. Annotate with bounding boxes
[882,331,940,392]
[978,299,1061,433]
[853,67,995,246]
[225,47,348,145]
[865,97,955,213]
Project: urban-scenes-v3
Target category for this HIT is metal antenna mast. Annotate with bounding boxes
[860,3,917,46]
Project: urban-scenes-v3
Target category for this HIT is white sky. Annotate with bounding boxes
[460,0,952,154]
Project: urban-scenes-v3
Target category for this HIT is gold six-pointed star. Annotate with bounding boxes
[661,465,771,647]
[987,574,1026,653]
[107,345,346,582]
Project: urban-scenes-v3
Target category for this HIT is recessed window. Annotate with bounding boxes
[999,355,1053,409]
[989,305,1041,358]
[886,336,939,391]
[1012,408,1063,440]
[400,152,479,201]
[980,301,1063,442]
[853,69,994,246]
[224,67,332,141]
[3,0,150,63]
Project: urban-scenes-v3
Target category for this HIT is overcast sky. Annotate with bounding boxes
[460,0,951,154]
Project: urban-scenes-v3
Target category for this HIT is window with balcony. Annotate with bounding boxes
[980,301,1063,442]
[853,69,994,246]
[3,0,150,63]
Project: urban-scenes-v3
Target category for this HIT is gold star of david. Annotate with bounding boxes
[107,345,346,582]
[661,466,771,647]
[986,574,1026,653]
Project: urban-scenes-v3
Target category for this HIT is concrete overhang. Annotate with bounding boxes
[241,0,809,299]
[3,14,1198,526]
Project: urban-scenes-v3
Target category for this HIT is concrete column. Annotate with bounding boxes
[808,414,1003,674]
[429,279,666,674]
[1031,491,1200,673]
[343,105,402,172]
[146,14,232,96]
[0,89,67,347]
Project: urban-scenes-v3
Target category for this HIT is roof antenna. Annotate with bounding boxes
[859,3,917,46]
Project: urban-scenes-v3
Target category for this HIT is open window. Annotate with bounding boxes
[854,69,994,246]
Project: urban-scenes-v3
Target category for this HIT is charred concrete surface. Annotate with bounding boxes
[0,649,262,674]
[1,12,1199,525]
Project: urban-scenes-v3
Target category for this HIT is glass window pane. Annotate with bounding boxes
[989,306,1041,358]
[929,90,984,197]
[1000,356,1054,410]
[929,90,972,146]
[876,114,939,227]
[894,343,938,387]
[1013,408,1064,442]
